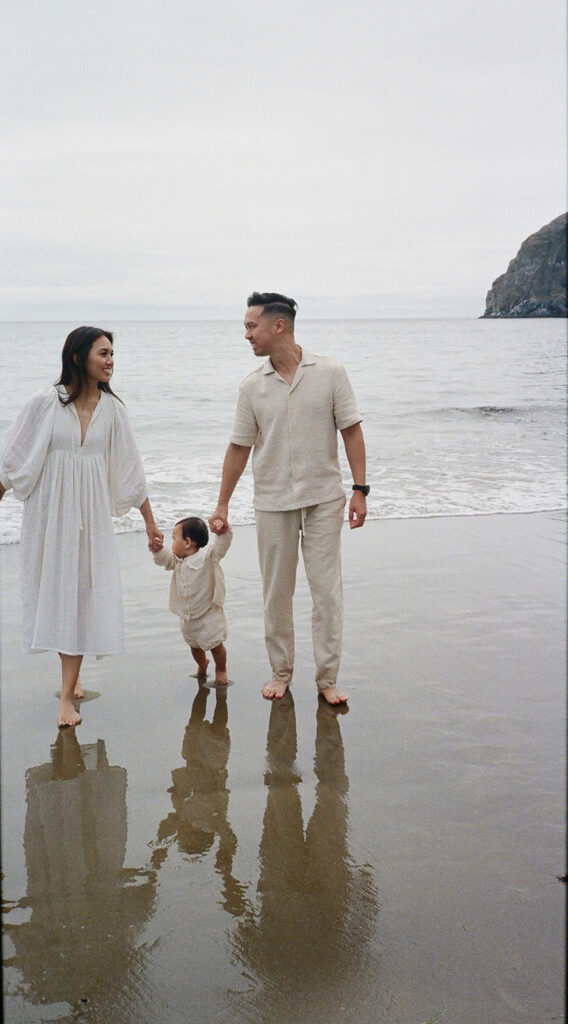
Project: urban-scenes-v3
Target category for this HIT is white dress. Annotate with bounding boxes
[0,386,148,656]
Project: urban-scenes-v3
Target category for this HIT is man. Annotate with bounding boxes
[209,292,369,704]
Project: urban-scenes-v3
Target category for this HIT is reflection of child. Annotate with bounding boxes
[153,517,232,683]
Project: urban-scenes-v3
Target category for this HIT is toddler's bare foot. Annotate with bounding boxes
[58,698,82,728]
[73,677,85,700]
[215,669,229,684]
[262,680,289,700]
[194,656,210,676]
[319,685,349,705]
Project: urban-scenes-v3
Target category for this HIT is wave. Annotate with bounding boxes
[425,403,565,420]
[2,503,566,546]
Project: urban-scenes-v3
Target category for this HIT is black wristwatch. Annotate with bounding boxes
[352,484,370,496]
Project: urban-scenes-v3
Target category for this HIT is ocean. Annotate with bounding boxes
[0,318,565,544]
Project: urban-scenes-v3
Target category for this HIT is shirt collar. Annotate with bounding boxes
[176,546,208,569]
[262,349,317,375]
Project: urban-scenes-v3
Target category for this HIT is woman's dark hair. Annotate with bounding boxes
[176,516,209,548]
[55,326,122,405]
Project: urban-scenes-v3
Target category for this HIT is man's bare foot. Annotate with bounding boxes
[319,685,349,705]
[262,680,289,700]
[58,698,82,728]
[73,677,85,700]
[215,670,229,685]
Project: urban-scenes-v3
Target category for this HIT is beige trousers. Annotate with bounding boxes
[255,496,346,690]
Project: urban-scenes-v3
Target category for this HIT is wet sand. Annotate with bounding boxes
[1,512,565,1024]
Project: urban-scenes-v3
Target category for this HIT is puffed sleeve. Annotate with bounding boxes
[107,399,149,517]
[0,388,59,501]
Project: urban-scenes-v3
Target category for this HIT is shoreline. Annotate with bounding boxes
[1,504,566,549]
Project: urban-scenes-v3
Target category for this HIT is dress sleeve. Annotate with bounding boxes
[0,388,59,501]
[107,399,149,517]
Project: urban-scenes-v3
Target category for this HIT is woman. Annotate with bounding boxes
[0,326,163,727]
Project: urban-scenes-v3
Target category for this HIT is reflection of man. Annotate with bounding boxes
[231,694,378,1019]
[210,291,369,704]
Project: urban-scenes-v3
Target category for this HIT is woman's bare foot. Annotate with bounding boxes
[319,685,349,705]
[262,680,289,700]
[73,677,85,700]
[58,698,82,728]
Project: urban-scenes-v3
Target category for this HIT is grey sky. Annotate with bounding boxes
[2,0,566,319]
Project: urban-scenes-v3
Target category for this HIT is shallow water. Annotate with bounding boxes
[2,514,565,1024]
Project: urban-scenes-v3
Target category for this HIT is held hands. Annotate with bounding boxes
[209,508,230,534]
[146,523,164,552]
[349,490,367,529]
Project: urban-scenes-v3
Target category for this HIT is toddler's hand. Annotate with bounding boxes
[212,519,224,532]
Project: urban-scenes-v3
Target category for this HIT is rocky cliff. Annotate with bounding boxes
[482,213,567,317]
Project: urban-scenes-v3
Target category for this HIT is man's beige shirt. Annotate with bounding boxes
[230,350,362,511]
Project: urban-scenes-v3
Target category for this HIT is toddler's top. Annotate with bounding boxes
[153,529,232,620]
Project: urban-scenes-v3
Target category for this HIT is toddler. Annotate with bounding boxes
[153,516,232,684]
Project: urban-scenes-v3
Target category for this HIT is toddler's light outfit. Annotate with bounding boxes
[153,530,232,650]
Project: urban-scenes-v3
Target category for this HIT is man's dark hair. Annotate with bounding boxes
[176,516,209,548]
[247,291,297,326]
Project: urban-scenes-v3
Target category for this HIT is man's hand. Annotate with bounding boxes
[209,507,230,534]
[348,490,367,529]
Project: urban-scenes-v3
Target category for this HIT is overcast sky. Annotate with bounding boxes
[1,0,566,319]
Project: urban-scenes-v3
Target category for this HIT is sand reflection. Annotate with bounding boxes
[3,730,156,1013]
[231,693,379,1020]
[150,682,247,916]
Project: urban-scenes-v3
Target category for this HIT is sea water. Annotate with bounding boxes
[0,318,565,544]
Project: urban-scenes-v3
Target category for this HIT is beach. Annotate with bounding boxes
[1,511,565,1024]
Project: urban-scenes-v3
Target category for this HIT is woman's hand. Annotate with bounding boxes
[146,523,164,552]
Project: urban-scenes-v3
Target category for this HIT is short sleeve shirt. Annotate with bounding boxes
[230,350,362,511]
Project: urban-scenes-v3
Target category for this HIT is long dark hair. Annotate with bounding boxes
[55,326,122,405]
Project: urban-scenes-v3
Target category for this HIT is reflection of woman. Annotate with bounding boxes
[0,327,163,726]
[3,731,156,1013]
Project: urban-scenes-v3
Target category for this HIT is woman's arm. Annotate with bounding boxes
[139,497,163,551]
